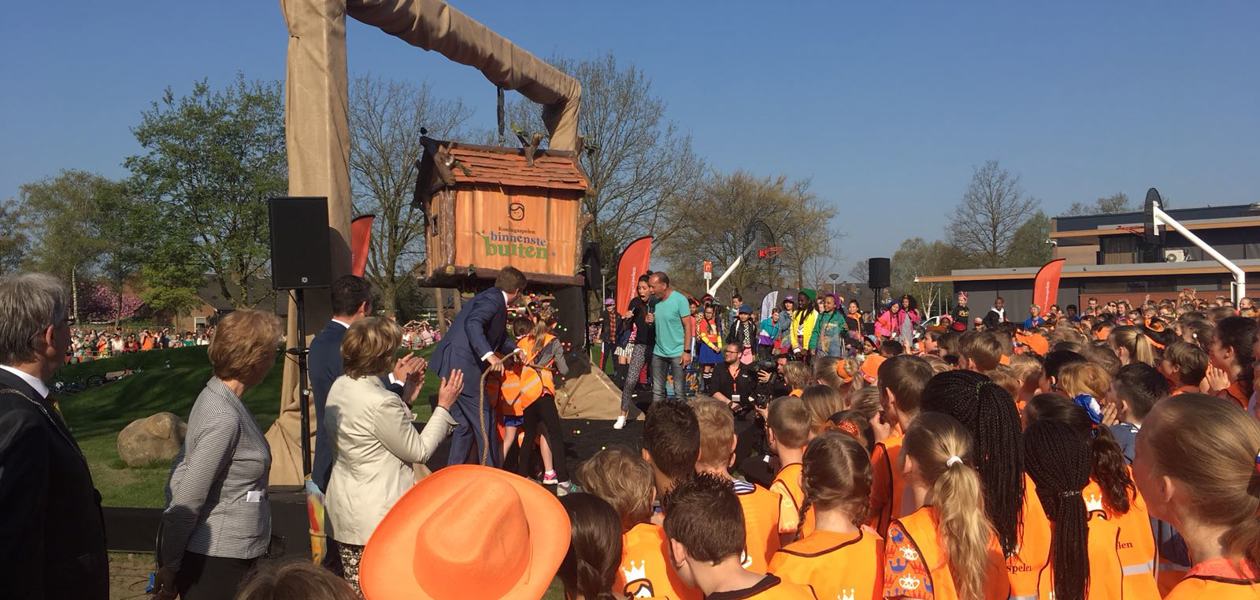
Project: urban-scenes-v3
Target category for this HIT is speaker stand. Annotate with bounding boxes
[286,288,312,476]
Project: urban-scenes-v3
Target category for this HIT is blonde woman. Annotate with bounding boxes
[324,317,463,594]
[156,309,283,600]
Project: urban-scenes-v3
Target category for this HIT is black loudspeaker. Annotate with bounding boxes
[269,197,332,289]
[868,257,891,289]
[581,242,602,291]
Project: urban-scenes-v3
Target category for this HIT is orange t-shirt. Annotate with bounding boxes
[1005,475,1051,598]
[614,523,701,600]
[770,463,814,537]
[141,335,155,351]
[725,574,818,599]
[1165,558,1260,600]
[1218,381,1250,410]
[770,528,882,600]
[868,433,904,537]
[883,506,1009,600]
[735,480,782,573]
[1083,478,1159,599]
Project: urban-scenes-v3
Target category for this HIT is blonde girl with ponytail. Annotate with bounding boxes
[1109,325,1156,367]
[1133,393,1260,599]
[768,431,880,600]
[882,412,1008,600]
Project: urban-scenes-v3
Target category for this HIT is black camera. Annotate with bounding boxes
[755,359,777,373]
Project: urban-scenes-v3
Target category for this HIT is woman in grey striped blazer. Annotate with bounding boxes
[154,309,282,600]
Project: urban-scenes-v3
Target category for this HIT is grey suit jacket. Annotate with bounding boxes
[160,377,272,568]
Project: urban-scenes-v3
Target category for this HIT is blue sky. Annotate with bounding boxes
[3,1,1258,270]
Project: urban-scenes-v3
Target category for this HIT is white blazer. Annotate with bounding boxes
[324,374,457,545]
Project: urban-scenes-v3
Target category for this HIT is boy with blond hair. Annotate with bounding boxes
[765,396,813,542]
[692,397,782,572]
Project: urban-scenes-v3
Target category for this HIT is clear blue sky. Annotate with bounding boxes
[3,1,1258,271]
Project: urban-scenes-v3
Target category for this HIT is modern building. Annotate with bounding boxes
[917,202,1260,314]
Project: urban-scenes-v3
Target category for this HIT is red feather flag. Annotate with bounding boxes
[1032,258,1066,314]
[350,214,375,277]
[615,236,653,314]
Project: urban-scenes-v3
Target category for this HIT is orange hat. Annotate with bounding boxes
[861,355,885,384]
[359,465,570,600]
[835,359,854,384]
[1014,332,1049,357]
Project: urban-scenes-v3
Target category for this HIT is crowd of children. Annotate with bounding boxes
[235,292,1259,600]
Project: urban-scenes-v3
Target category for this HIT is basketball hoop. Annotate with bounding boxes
[758,246,784,259]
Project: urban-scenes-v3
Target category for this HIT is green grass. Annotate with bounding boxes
[58,345,437,508]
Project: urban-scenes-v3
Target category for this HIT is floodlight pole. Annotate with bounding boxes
[1151,202,1246,305]
[708,255,744,296]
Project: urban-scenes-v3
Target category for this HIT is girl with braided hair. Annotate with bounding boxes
[882,412,1008,600]
[556,493,624,600]
[1024,419,1125,600]
[1207,316,1257,410]
[1133,394,1260,599]
[918,370,1050,597]
[768,431,880,600]
[1023,393,1159,599]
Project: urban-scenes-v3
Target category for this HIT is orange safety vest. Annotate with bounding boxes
[614,522,701,600]
[889,506,1009,600]
[1007,475,1052,600]
[1035,512,1125,600]
[1164,558,1260,600]
[1083,478,1159,599]
[735,575,818,599]
[868,433,905,537]
[736,481,782,573]
[769,528,882,600]
[494,334,556,417]
[770,463,815,538]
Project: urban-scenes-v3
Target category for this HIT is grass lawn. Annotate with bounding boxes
[58,345,438,508]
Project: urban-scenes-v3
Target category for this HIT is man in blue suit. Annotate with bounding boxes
[431,267,526,466]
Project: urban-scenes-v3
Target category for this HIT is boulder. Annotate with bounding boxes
[117,412,187,467]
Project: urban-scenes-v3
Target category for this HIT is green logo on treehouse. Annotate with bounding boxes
[482,230,549,259]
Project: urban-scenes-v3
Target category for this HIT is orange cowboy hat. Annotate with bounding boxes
[359,465,571,600]
[860,354,885,384]
[835,359,855,384]
[1013,331,1049,357]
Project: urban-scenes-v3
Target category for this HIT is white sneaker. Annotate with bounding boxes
[556,481,575,497]
[613,416,627,430]
[542,470,559,485]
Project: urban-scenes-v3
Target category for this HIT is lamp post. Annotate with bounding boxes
[828,273,840,296]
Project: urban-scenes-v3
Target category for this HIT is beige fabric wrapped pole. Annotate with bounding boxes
[346,0,581,150]
[268,0,353,486]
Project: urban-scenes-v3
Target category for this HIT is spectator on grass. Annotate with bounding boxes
[324,317,464,595]
[156,309,283,599]
[0,273,108,599]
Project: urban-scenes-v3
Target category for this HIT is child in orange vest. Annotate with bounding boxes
[884,412,1009,600]
[766,396,813,542]
[770,431,882,600]
[692,397,781,572]
[664,474,816,599]
[1024,419,1126,600]
[920,370,1051,598]
[576,447,700,600]
[868,355,934,537]
[1134,394,1260,600]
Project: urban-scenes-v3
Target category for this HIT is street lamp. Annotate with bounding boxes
[828,273,840,296]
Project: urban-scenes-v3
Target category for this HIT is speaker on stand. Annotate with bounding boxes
[268,197,332,477]
[868,257,890,328]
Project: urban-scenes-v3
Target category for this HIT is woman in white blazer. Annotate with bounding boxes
[324,317,463,594]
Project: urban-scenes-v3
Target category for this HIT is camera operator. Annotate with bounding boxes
[754,354,791,400]
[710,342,756,410]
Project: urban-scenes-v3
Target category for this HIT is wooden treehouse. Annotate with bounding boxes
[414,137,591,288]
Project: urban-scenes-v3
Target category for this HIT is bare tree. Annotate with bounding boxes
[848,260,869,285]
[506,53,703,270]
[657,171,834,296]
[350,75,472,316]
[1062,192,1132,216]
[946,160,1039,268]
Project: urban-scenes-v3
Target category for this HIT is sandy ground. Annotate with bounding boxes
[109,553,154,600]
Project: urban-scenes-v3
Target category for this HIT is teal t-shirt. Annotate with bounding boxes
[652,290,689,358]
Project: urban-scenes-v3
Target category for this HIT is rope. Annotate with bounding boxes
[476,354,553,466]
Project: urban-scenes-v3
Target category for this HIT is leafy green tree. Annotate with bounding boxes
[1062,192,1132,216]
[0,198,26,276]
[125,75,286,308]
[1005,210,1053,267]
[891,237,972,307]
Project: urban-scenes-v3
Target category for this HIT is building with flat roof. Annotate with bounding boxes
[917,202,1260,314]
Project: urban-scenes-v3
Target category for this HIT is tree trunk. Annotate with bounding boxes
[71,268,80,325]
[434,288,446,334]
[380,281,397,319]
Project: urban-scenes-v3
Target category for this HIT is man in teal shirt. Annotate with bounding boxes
[648,272,693,403]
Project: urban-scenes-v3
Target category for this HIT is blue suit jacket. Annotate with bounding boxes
[431,288,516,383]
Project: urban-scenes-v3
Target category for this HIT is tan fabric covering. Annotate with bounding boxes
[346,0,581,150]
[269,0,354,486]
[556,370,624,420]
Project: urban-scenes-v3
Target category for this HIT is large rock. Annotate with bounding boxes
[117,412,187,467]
